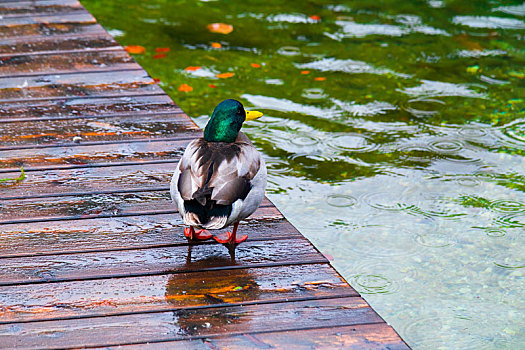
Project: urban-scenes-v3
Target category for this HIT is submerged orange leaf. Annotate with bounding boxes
[250,63,261,68]
[216,72,235,79]
[211,42,222,48]
[185,66,202,71]
[301,70,310,75]
[315,77,326,81]
[155,47,170,53]
[178,84,193,92]
[124,45,145,54]
[153,53,167,59]
[207,23,233,34]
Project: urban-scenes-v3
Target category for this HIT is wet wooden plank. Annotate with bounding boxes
[0,49,139,78]
[0,297,382,349]
[0,263,353,323]
[0,13,96,38]
[115,324,409,350]
[0,32,118,56]
[0,0,83,18]
[0,212,294,258]
[0,114,199,148]
[0,238,327,286]
[0,192,276,225]
[0,94,181,122]
[0,162,183,199]
[0,70,161,102]
[0,23,107,52]
[0,138,189,170]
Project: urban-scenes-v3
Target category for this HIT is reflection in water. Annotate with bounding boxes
[78,0,525,347]
[165,255,259,336]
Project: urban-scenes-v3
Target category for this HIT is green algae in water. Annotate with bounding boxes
[82,0,525,348]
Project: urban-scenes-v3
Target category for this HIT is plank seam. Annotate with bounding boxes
[46,321,391,350]
[0,90,162,104]
[1,66,143,79]
[0,134,197,151]
[0,109,184,124]
[0,159,180,174]
[0,9,87,21]
[0,46,122,58]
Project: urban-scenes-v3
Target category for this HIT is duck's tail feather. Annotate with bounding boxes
[183,199,232,229]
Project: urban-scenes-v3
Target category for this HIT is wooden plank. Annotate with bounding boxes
[0,263,353,323]
[113,324,409,350]
[0,13,96,38]
[0,162,182,199]
[0,0,83,19]
[0,114,199,149]
[0,32,119,56]
[0,191,275,224]
[0,238,327,286]
[0,211,294,258]
[0,49,139,78]
[0,23,108,53]
[0,138,190,170]
[0,70,161,102]
[0,297,382,349]
[0,95,181,122]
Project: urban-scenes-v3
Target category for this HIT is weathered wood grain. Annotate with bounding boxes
[0,138,190,169]
[0,34,118,56]
[0,70,161,102]
[0,94,181,122]
[0,114,198,148]
[0,263,353,323]
[0,162,177,199]
[0,49,139,77]
[0,13,96,38]
[114,324,409,350]
[0,238,327,286]
[0,0,83,18]
[0,297,382,349]
[0,212,295,258]
[0,192,277,225]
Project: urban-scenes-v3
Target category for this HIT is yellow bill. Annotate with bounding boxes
[245,110,263,121]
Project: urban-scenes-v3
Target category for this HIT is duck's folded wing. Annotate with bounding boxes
[177,139,262,206]
[209,145,262,205]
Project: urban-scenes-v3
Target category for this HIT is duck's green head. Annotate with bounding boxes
[204,99,262,143]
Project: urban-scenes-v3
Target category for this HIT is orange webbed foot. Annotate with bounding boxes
[213,231,247,244]
[184,227,212,241]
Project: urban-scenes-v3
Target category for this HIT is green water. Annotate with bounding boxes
[82,0,525,348]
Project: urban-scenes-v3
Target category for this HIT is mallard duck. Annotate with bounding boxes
[170,99,266,254]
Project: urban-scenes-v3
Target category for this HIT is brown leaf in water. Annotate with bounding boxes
[185,66,202,71]
[178,84,193,92]
[216,72,235,79]
[124,45,146,54]
[207,23,233,34]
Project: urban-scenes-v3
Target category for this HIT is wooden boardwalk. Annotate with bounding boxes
[0,1,409,348]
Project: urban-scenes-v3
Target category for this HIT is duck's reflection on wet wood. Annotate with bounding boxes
[0,263,352,323]
[0,1,409,348]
